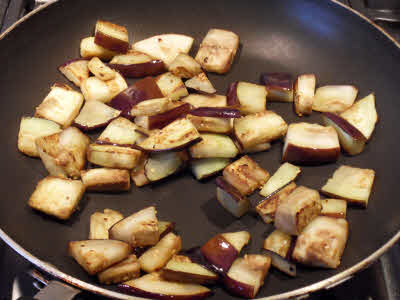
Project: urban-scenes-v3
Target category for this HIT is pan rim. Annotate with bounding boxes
[1,0,399,299]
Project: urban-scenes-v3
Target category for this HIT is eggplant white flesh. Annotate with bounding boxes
[182,93,227,108]
[80,36,116,60]
[274,186,322,235]
[190,158,230,180]
[74,100,121,131]
[97,117,147,146]
[98,254,141,284]
[312,85,358,113]
[216,176,250,218]
[87,144,142,169]
[155,72,189,100]
[130,98,180,117]
[263,229,292,258]
[58,59,89,87]
[168,53,202,78]
[88,57,116,81]
[320,198,347,218]
[89,208,124,239]
[259,162,301,197]
[186,114,232,134]
[185,72,217,94]
[189,133,239,158]
[292,216,348,269]
[144,152,186,182]
[81,168,130,192]
[321,165,375,207]
[294,74,316,116]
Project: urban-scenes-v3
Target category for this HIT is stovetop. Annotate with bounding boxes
[0,0,399,299]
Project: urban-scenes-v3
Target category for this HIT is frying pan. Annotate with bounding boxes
[0,0,400,299]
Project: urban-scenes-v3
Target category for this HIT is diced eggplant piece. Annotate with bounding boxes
[130,98,180,117]
[133,34,194,66]
[134,103,191,130]
[282,122,340,165]
[110,76,164,118]
[17,117,61,157]
[28,176,85,220]
[274,186,322,235]
[155,72,188,100]
[168,53,202,78]
[320,198,347,218]
[263,229,292,258]
[190,158,230,180]
[81,168,130,192]
[223,254,271,299]
[80,36,116,60]
[35,83,84,128]
[97,117,146,146]
[81,72,127,103]
[313,85,358,113]
[87,144,142,169]
[89,209,124,239]
[98,254,141,284]
[322,112,367,156]
[240,142,271,154]
[109,50,166,78]
[292,216,348,269]
[340,93,378,140]
[158,221,175,239]
[200,231,250,274]
[109,206,159,247]
[119,272,211,300]
[234,111,288,149]
[138,118,201,152]
[130,154,151,187]
[74,100,121,131]
[138,232,182,273]
[321,165,375,207]
[186,114,232,134]
[294,74,316,116]
[227,81,267,114]
[182,93,227,108]
[189,133,238,158]
[195,29,239,74]
[58,59,89,87]
[88,57,116,81]
[35,127,90,179]
[216,176,250,218]
[185,72,216,94]
[223,155,270,196]
[144,152,186,182]
[189,107,241,119]
[162,255,218,285]
[68,239,131,275]
[94,20,129,53]
[259,162,301,197]
[256,182,297,224]
[260,72,294,102]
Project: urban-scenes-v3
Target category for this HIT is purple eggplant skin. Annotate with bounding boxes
[94,31,129,54]
[323,112,366,141]
[226,82,239,107]
[260,72,293,90]
[190,107,241,119]
[108,60,166,78]
[136,137,203,153]
[110,77,164,118]
[147,103,192,130]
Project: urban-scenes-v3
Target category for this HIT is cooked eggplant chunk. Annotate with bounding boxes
[89,209,124,239]
[28,176,85,220]
[185,72,217,94]
[94,20,129,53]
[274,186,322,235]
[292,216,348,269]
[97,117,146,146]
[259,162,301,197]
[195,28,239,74]
[189,133,238,158]
[227,81,267,114]
[216,176,250,218]
[321,165,375,207]
[168,53,202,78]
[81,72,127,103]
[260,72,294,102]
[182,93,227,108]
[320,198,347,218]
[190,158,230,180]
[87,144,142,169]
[58,59,89,87]
[313,85,358,113]
[80,36,116,60]
[88,57,116,81]
[223,155,270,196]
[98,254,141,284]
[35,83,84,128]
[144,151,186,182]
[294,74,316,116]
[74,100,121,131]
[81,168,130,192]
[263,229,292,258]
[155,72,189,100]
[186,115,232,134]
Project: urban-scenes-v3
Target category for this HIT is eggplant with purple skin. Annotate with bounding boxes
[110,76,164,118]
[97,117,147,146]
[226,81,267,114]
[282,122,340,165]
[58,58,89,87]
[186,115,232,134]
[185,72,217,94]
[109,50,166,78]
[260,72,294,102]
[74,100,121,131]
[94,20,129,54]
[190,107,241,118]
[134,103,191,130]
[119,272,212,300]
[322,112,367,155]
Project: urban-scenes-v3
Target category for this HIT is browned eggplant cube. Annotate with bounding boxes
[36,127,90,179]
[321,165,375,207]
[182,93,227,108]
[88,57,116,81]
[80,36,117,60]
[226,81,267,114]
[98,254,140,284]
[87,144,142,169]
[186,114,232,134]
[81,72,127,103]
[185,72,216,94]
[97,117,146,146]
[190,158,230,180]
[81,168,130,192]
[189,133,238,158]
[274,186,322,235]
[35,84,84,128]
[58,59,90,87]
[292,216,348,268]
[28,176,85,220]
[89,208,124,239]
[168,53,202,78]
[155,72,189,100]
[223,155,270,196]
[259,162,301,197]
[294,74,316,116]
[94,20,129,53]
[263,229,292,258]
[313,85,358,113]
[320,198,347,218]
[195,29,239,74]
[216,176,250,218]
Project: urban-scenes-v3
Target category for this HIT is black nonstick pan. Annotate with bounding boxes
[0,0,399,299]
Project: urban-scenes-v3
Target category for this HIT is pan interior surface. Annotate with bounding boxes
[0,0,399,299]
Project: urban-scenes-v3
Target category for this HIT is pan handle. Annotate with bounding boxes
[14,269,81,300]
